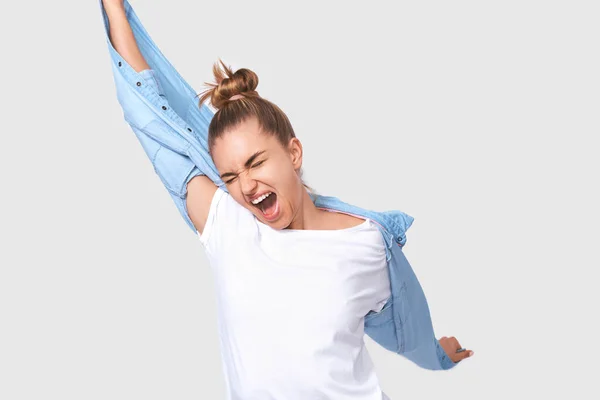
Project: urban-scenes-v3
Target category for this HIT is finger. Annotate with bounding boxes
[455,348,474,361]
[450,336,460,349]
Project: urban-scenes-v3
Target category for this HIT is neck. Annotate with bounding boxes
[286,189,322,230]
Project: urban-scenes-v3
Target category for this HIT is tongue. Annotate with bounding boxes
[259,193,277,215]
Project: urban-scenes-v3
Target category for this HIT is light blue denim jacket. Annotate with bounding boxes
[99,0,457,371]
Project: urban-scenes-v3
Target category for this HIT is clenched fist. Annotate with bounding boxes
[439,336,474,363]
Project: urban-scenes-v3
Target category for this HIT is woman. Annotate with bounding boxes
[101,1,473,398]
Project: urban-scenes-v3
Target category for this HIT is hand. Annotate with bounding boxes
[439,336,474,363]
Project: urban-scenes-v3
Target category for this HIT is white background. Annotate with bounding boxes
[1,0,598,398]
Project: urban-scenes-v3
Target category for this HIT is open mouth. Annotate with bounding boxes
[252,192,279,219]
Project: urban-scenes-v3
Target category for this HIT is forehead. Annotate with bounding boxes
[211,118,280,167]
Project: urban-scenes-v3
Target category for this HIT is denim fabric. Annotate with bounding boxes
[309,194,456,370]
[99,0,457,371]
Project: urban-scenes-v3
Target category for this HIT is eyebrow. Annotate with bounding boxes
[220,150,267,180]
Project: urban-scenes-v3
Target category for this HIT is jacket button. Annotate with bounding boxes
[396,236,403,243]
[118,61,122,67]
[162,106,167,110]
[187,128,192,132]
[136,82,141,86]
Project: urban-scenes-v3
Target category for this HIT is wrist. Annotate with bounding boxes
[435,338,458,370]
[103,3,126,18]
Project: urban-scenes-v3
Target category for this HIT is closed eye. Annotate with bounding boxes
[224,160,266,184]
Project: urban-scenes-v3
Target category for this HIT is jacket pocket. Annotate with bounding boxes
[140,119,189,156]
[152,145,199,198]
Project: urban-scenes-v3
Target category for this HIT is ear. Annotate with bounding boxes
[288,137,303,171]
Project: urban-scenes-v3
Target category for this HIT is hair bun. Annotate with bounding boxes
[197,58,260,110]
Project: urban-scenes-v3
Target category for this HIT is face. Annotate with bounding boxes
[211,117,304,230]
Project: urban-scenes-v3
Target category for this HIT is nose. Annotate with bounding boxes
[239,169,258,197]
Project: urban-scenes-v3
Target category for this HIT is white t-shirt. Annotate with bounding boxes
[198,187,392,400]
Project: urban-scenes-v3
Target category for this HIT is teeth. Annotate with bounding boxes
[251,192,272,205]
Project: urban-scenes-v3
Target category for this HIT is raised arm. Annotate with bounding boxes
[103,0,150,72]
[99,0,222,235]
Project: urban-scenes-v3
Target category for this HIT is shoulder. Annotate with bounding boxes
[191,185,256,248]
[321,210,367,230]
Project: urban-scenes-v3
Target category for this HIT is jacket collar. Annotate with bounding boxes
[308,192,414,259]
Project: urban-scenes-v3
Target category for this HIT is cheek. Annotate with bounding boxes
[265,162,297,186]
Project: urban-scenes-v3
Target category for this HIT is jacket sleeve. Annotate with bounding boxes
[136,69,204,233]
[99,0,226,233]
[364,247,459,371]
[395,248,458,370]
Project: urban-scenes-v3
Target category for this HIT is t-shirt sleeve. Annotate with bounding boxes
[197,187,226,249]
[369,238,392,313]
[196,187,255,255]
[371,295,390,313]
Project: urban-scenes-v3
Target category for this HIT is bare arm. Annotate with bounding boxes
[102,0,218,235]
[103,0,150,72]
[186,175,219,235]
